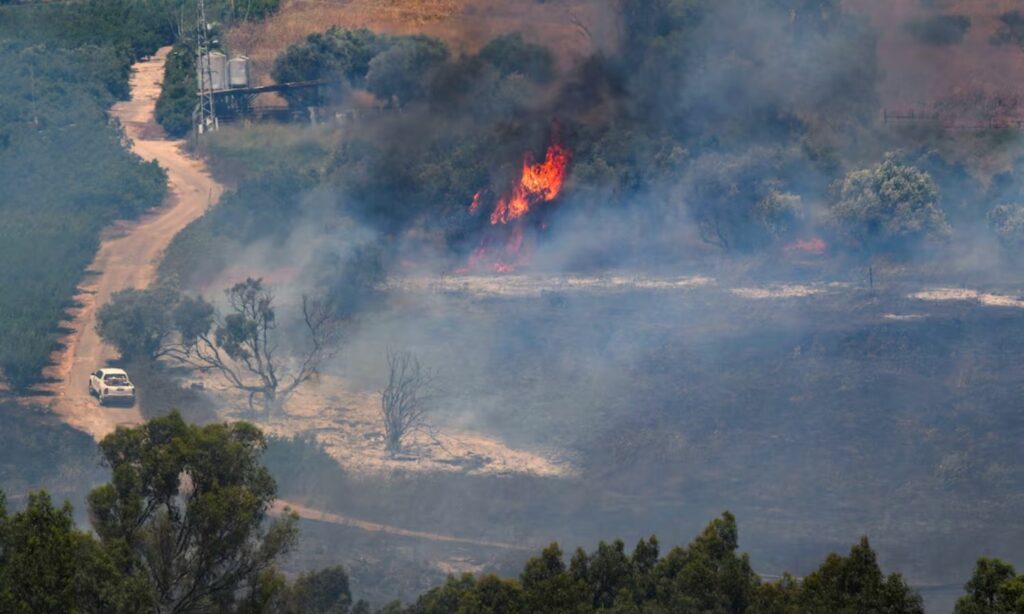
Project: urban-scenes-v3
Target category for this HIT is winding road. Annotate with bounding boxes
[47,47,222,439]
[41,48,525,553]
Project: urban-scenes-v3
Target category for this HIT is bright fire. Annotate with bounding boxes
[489,143,571,225]
[460,137,572,273]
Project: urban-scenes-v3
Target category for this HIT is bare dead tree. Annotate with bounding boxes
[166,278,339,414]
[380,351,436,456]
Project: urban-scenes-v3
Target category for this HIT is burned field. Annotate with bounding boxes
[266,274,1024,607]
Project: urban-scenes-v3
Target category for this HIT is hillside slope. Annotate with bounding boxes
[226,0,619,85]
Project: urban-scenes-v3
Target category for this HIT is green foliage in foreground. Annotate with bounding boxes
[88,411,298,611]
[955,558,1024,613]
[0,412,1020,612]
[391,513,924,614]
[0,412,358,613]
[0,491,148,613]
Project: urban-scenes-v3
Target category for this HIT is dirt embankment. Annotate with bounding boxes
[43,48,222,440]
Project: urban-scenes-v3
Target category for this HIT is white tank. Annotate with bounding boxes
[228,56,250,89]
[198,51,228,91]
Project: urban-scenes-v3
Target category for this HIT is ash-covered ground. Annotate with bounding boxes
[252,270,1024,611]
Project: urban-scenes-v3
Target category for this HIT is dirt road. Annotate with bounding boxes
[272,500,531,551]
[41,49,517,554]
[47,47,222,439]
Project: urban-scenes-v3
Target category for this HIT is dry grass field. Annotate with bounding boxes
[226,0,620,85]
[845,0,1024,110]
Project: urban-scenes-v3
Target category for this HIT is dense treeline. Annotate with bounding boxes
[388,527,1024,613]
[0,9,168,390]
[1,413,1022,612]
[390,514,925,614]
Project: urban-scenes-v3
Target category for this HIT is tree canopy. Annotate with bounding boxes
[87,411,299,612]
[955,557,1024,614]
[830,154,951,250]
[392,512,925,614]
[0,412,368,613]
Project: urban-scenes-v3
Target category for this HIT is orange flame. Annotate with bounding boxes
[460,136,571,274]
[468,191,482,214]
[490,143,571,225]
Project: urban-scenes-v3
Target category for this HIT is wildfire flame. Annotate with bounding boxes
[490,143,571,225]
[468,191,482,214]
[460,136,572,274]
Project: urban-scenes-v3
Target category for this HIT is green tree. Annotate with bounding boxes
[0,491,148,613]
[520,543,590,613]
[956,557,1024,614]
[87,411,299,613]
[365,36,449,106]
[237,565,357,614]
[988,204,1024,251]
[154,44,197,138]
[289,566,355,613]
[271,27,390,108]
[169,278,340,413]
[681,148,803,251]
[477,33,554,83]
[96,283,180,361]
[652,512,760,612]
[830,154,950,250]
[794,537,923,613]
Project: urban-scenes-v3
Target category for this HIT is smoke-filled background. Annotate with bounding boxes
[142,0,1024,610]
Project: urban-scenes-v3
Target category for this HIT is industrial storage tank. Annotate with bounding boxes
[197,51,228,91]
[228,56,250,89]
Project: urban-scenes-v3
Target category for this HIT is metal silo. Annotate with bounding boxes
[198,51,228,91]
[228,56,250,89]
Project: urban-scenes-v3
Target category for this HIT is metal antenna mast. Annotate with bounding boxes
[195,0,218,134]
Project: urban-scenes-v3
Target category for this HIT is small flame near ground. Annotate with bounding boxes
[458,135,571,274]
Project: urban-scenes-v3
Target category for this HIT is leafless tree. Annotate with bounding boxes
[167,278,339,414]
[380,351,436,456]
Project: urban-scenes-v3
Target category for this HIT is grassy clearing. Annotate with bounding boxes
[201,123,335,183]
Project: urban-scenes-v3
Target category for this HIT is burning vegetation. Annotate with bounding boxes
[461,135,572,273]
[22,0,1024,609]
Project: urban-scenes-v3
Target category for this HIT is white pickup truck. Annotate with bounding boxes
[89,368,136,406]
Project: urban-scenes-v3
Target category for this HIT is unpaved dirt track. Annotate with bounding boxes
[272,501,531,551]
[45,49,519,552]
[47,47,222,439]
